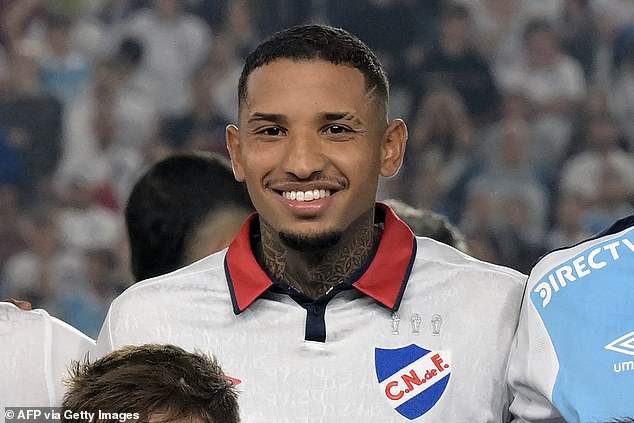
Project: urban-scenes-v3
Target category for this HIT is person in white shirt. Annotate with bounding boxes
[114,0,211,118]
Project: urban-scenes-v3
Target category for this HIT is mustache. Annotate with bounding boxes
[265,173,348,188]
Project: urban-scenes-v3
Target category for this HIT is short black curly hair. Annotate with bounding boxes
[125,152,253,281]
[238,24,389,116]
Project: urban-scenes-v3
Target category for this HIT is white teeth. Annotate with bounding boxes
[282,189,331,202]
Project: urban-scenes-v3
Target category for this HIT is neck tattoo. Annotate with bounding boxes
[255,209,382,300]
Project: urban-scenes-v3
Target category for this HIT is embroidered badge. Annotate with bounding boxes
[375,344,451,420]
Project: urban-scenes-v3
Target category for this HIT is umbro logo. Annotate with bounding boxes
[605,331,634,356]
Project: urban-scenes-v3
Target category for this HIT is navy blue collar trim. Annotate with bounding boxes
[597,213,634,238]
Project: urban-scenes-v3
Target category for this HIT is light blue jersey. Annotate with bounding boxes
[508,214,634,423]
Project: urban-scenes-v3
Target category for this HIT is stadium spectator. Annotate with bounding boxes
[559,113,634,213]
[553,0,600,79]
[499,17,586,175]
[159,62,228,157]
[467,119,549,271]
[0,182,25,281]
[1,206,85,317]
[582,160,634,233]
[545,191,592,251]
[38,13,91,106]
[470,0,530,83]
[58,246,128,338]
[0,39,63,203]
[400,87,476,221]
[609,24,634,152]
[417,2,501,126]
[54,74,144,210]
[113,0,211,118]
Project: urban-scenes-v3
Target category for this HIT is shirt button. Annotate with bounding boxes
[312,305,322,315]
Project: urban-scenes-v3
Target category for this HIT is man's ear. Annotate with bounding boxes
[379,119,408,177]
[226,124,246,182]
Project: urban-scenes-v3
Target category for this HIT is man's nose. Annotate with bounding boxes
[280,131,327,179]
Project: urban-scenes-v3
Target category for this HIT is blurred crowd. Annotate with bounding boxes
[1,0,633,337]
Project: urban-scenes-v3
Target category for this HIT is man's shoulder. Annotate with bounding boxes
[0,302,48,330]
[113,250,228,306]
[413,236,526,287]
[528,215,634,290]
[0,303,93,344]
[97,251,232,354]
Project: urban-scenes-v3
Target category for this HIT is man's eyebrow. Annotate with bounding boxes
[247,113,287,124]
[320,112,366,127]
[321,112,361,122]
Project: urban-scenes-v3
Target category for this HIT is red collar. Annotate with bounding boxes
[224,202,416,313]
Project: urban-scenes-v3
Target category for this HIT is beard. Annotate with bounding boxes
[279,230,342,252]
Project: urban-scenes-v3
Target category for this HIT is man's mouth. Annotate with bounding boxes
[281,189,332,202]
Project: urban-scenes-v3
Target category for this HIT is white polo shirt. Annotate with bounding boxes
[97,204,525,422]
[0,304,95,408]
[508,214,634,423]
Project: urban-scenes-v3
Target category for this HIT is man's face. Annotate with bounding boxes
[227,59,405,246]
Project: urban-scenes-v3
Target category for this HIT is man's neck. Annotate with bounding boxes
[255,208,381,300]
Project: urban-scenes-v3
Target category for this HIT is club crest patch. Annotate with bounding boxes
[375,344,451,420]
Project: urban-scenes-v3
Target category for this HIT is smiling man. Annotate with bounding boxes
[96,25,526,422]
[226,47,407,301]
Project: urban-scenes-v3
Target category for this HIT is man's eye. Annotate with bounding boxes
[260,127,284,136]
[325,125,350,135]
